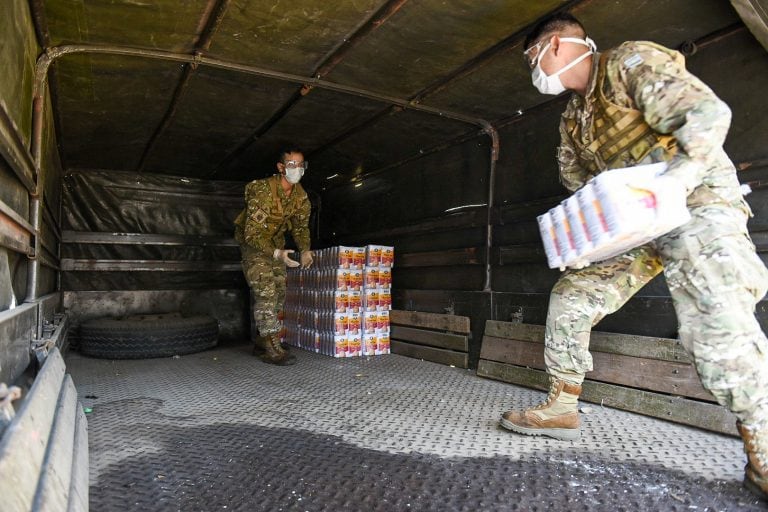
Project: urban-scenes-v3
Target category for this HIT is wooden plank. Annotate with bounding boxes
[0,197,35,234]
[391,325,468,351]
[483,321,691,364]
[0,348,66,512]
[32,376,77,511]
[480,335,713,401]
[66,405,89,512]
[0,209,33,255]
[476,360,737,436]
[390,309,470,334]
[497,244,546,265]
[397,247,484,268]
[391,340,469,368]
[348,209,484,241]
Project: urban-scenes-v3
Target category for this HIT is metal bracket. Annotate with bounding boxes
[31,313,68,364]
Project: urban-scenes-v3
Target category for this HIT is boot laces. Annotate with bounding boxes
[745,424,768,470]
[532,377,560,410]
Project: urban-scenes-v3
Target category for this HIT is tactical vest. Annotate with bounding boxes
[234,175,305,244]
[565,46,678,175]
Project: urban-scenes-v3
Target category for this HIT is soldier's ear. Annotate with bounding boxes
[276,162,284,173]
[551,34,561,56]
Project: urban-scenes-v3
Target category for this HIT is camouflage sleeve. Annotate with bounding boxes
[243,181,277,257]
[557,116,588,193]
[290,190,311,253]
[618,42,732,193]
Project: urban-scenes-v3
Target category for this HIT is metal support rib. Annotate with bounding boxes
[308,0,590,165]
[209,0,411,177]
[136,0,231,172]
[35,45,491,129]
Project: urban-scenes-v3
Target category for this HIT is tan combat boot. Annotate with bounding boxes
[260,333,296,366]
[500,376,581,441]
[737,421,768,501]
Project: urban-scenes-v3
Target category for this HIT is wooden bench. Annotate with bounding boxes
[477,320,738,436]
[390,310,471,368]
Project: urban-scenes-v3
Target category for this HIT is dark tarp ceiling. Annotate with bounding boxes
[31,0,745,188]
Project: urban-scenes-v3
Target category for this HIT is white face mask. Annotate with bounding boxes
[284,166,304,184]
[530,37,596,95]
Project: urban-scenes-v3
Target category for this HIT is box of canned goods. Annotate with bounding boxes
[333,334,348,358]
[347,333,362,357]
[378,267,391,289]
[363,266,379,288]
[352,247,366,269]
[377,333,390,355]
[362,333,378,356]
[348,290,362,313]
[380,246,394,267]
[363,310,378,334]
[365,245,382,267]
[378,288,392,311]
[334,290,348,313]
[333,312,348,335]
[378,310,390,333]
[363,288,379,311]
[348,269,363,291]
[348,312,361,335]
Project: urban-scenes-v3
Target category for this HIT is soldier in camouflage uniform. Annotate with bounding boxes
[234,146,313,365]
[499,13,768,500]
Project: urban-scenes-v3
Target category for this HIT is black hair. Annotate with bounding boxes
[276,144,304,163]
[524,12,586,52]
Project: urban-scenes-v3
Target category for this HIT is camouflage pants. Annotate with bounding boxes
[545,204,768,426]
[240,246,286,337]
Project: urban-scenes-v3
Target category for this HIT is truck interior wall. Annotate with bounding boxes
[0,1,63,384]
[59,170,248,340]
[325,136,489,291]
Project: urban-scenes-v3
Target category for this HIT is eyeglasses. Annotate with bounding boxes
[283,160,308,171]
[523,40,545,69]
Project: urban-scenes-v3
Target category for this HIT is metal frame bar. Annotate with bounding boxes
[35,45,493,131]
[61,231,238,246]
[60,259,241,272]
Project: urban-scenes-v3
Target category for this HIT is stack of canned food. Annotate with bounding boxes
[283,245,394,357]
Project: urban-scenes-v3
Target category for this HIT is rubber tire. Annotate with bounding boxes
[79,313,219,359]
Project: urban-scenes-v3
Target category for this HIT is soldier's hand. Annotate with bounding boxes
[273,249,300,268]
[300,250,314,269]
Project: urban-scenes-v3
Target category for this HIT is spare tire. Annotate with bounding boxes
[79,313,219,359]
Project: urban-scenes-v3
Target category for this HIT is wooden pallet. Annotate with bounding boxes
[390,310,470,368]
[477,320,738,436]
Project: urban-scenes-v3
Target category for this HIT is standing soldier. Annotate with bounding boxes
[499,13,768,501]
[234,146,313,365]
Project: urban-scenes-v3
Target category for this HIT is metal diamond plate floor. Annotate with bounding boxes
[65,342,766,511]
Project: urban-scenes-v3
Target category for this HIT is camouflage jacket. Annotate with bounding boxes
[557,41,743,207]
[234,175,311,257]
